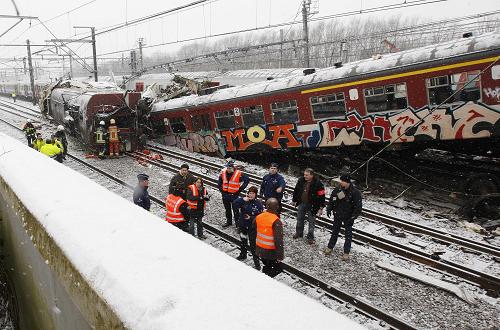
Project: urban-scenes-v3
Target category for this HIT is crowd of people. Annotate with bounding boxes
[133,160,363,278]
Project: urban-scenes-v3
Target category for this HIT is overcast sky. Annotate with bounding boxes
[0,0,498,70]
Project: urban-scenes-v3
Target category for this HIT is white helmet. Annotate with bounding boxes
[99,121,105,125]
[57,125,64,131]
[110,119,116,124]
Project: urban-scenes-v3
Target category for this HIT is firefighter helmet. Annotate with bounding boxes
[110,119,116,124]
[57,125,64,131]
[99,121,105,125]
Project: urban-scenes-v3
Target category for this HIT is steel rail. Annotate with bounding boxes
[146,144,500,258]
[135,148,500,296]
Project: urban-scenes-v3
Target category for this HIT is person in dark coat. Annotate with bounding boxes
[168,164,196,200]
[54,125,68,159]
[22,120,36,147]
[292,168,326,244]
[253,198,284,277]
[324,174,362,261]
[233,186,264,269]
[133,173,151,211]
[186,177,209,239]
[218,160,250,228]
[259,163,286,214]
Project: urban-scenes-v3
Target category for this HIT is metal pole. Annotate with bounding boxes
[302,1,310,67]
[280,29,284,69]
[69,54,73,79]
[91,27,98,81]
[138,38,144,71]
[26,39,36,105]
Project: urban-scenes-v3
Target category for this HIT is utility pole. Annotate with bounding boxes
[69,54,73,79]
[72,26,98,81]
[26,39,36,105]
[279,29,284,69]
[302,0,310,67]
[130,50,137,74]
[138,38,144,71]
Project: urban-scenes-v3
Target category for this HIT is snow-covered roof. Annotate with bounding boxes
[0,133,365,329]
[152,32,500,113]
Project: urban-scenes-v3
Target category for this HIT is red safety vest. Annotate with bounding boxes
[108,125,119,142]
[255,211,279,250]
[165,194,186,223]
[187,184,207,210]
[221,169,242,194]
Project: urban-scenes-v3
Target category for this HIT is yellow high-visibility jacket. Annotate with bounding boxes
[40,143,61,158]
[33,139,45,151]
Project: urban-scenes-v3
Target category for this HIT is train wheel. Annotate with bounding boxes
[463,173,499,197]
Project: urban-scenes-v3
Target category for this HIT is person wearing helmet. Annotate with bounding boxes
[108,118,120,158]
[54,125,67,159]
[22,120,36,148]
[95,120,107,159]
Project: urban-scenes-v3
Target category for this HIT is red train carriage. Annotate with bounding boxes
[150,32,500,156]
[43,82,141,150]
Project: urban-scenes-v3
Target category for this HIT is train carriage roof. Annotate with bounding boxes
[151,31,500,113]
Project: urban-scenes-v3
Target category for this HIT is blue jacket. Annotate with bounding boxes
[217,171,250,201]
[133,185,151,211]
[260,173,286,200]
[233,197,264,230]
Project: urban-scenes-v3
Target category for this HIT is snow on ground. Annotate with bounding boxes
[0,133,365,329]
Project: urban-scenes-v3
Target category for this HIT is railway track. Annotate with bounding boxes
[0,98,41,118]
[140,144,500,296]
[0,115,415,330]
[2,103,499,296]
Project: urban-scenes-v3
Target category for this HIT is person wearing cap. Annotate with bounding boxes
[22,120,36,148]
[95,121,107,159]
[259,163,286,214]
[324,174,362,261]
[253,198,284,277]
[168,164,196,200]
[54,125,68,159]
[186,177,209,239]
[233,186,264,269]
[133,173,151,211]
[165,185,191,232]
[33,133,45,151]
[292,168,326,245]
[108,118,120,158]
[218,160,250,228]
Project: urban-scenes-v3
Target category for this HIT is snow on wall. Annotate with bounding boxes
[152,32,500,113]
[0,133,365,330]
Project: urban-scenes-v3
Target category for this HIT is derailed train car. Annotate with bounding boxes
[41,80,141,151]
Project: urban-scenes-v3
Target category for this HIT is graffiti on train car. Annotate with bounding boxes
[483,87,500,102]
[220,123,302,152]
[164,131,224,155]
[310,102,500,148]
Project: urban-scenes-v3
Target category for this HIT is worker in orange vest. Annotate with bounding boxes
[186,177,209,239]
[253,198,284,277]
[165,185,191,232]
[108,118,120,158]
[217,160,249,228]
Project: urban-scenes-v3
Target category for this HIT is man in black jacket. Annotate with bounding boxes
[292,168,326,244]
[133,173,151,211]
[324,174,362,261]
[168,164,196,200]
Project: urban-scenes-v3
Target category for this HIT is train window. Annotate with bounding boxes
[310,92,346,119]
[492,65,500,80]
[241,105,265,126]
[270,99,298,124]
[170,117,187,133]
[215,110,236,130]
[427,72,481,105]
[191,113,211,131]
[364,83,407,113]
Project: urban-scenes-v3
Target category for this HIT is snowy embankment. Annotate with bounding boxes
[0,133,364,329]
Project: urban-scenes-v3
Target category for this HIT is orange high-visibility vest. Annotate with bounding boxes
[221,169,242,193]
[108,125,119,142]
[165,194,186,223]
[255,211,279,250]
[187,184,207,210]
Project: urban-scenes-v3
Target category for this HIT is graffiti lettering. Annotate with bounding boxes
[483,87,500,101]
[165,131,223,155]
[221,124,302,152]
